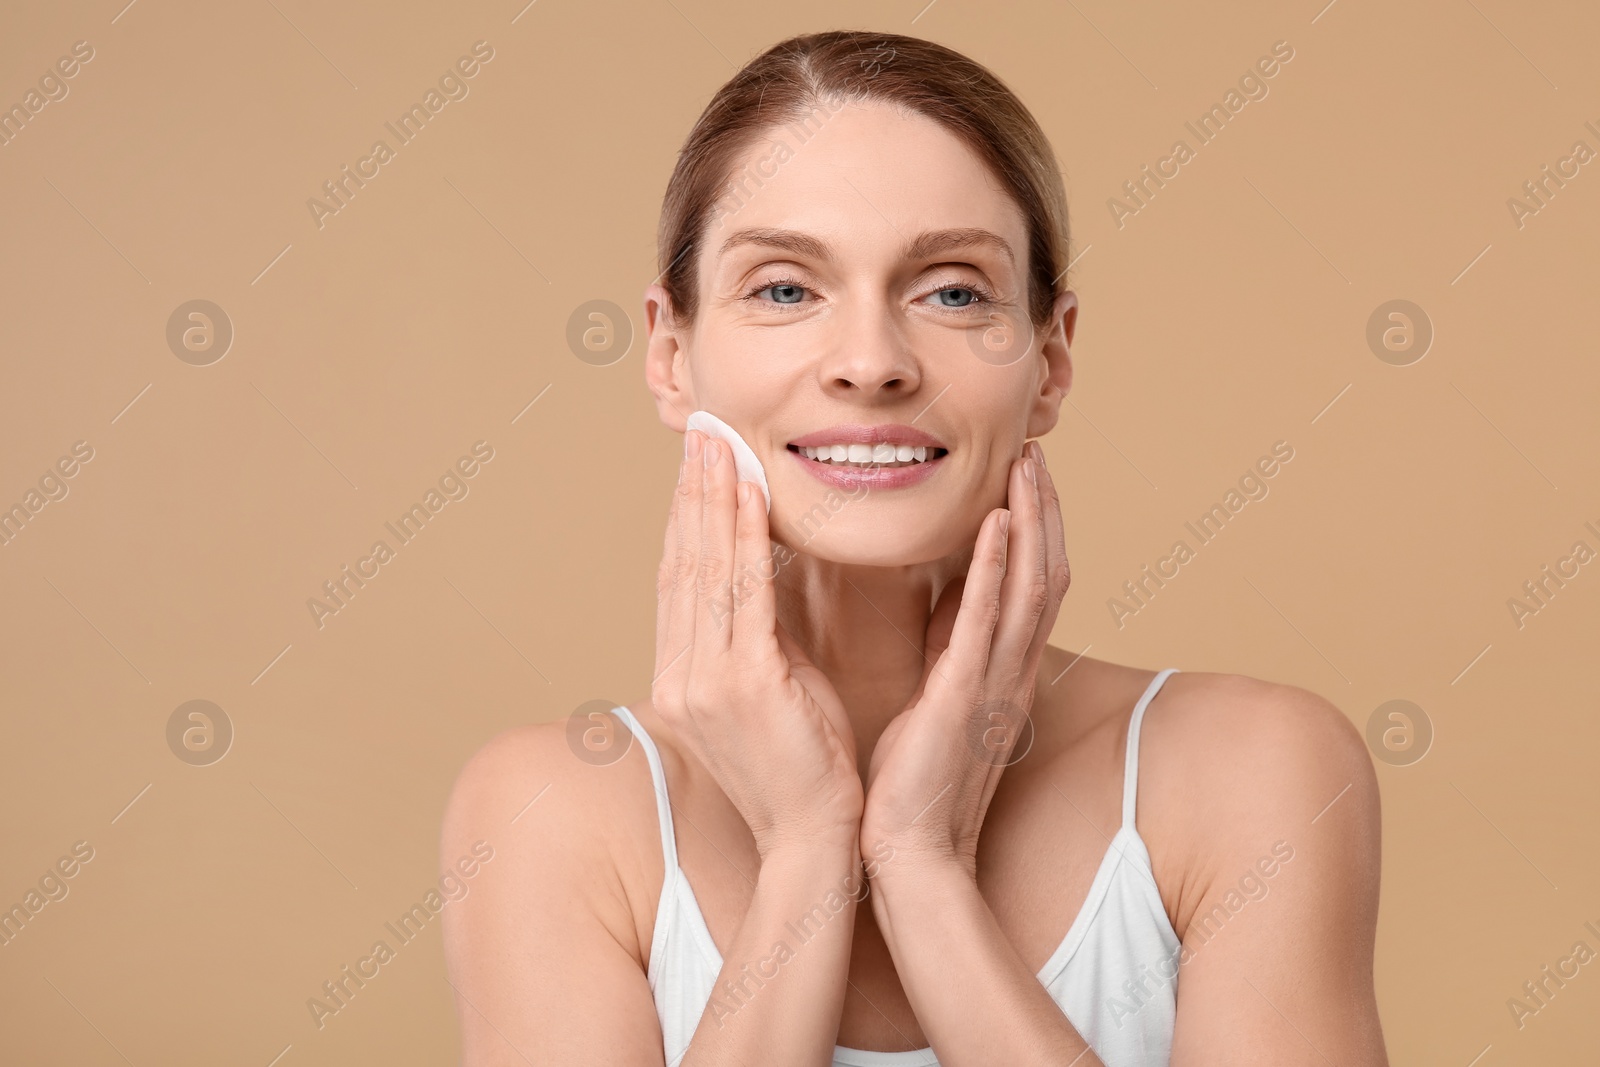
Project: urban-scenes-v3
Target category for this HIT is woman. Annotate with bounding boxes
[442,30,1387,1067]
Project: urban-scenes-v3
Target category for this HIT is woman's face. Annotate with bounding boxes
[645,98,1075,567]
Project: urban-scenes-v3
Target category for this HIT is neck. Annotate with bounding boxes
[772,546,971,762]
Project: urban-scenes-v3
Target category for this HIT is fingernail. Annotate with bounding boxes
[999,509,1011,536]
[1031,441,1047,469]
[737,482,751,505]
[1024,458,1037,485]
[704,439,720,467]
[686,430,701,460]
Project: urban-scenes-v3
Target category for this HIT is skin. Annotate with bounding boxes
[441,99,1388,1065]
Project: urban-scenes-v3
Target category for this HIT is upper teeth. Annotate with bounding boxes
[800,443,930,464]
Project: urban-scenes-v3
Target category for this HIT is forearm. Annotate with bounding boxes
[681,838,863,1067]
[871,859,1103,1067]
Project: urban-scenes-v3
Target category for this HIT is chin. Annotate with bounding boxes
[769,503,968,568]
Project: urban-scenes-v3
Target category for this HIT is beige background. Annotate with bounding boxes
[1,0,1597,1063]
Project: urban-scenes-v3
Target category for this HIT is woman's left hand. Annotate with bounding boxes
[859,440,1071,879]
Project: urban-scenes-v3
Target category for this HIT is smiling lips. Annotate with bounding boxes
[786,424,948,490]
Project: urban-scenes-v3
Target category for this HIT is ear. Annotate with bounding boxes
[642,282,696,431]
[1025,289,1077,439]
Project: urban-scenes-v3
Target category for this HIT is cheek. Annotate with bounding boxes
[688,335,814,465]
[946,369,1033,464]
[687,325,801,407]
[967,441,1023,506]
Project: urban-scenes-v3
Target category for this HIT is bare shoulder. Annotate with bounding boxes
[1135,670,1382,937]
[440,714,656,965]
[442,719,603,855]
[440,716,679,1061]
[1141,669,1375,800]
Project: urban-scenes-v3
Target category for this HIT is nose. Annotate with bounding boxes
[815,301,922,399]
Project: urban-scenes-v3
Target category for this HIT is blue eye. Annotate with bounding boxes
[932,287,977,307]
[757,283,806,304]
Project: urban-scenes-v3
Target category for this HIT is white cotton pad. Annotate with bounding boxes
[686,410,770,513]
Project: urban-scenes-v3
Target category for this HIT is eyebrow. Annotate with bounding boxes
[717,226,1015,266]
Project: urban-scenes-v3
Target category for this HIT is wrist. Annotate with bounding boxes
[866,838,977,889]
[866,852,982,952]
[758,841,872,909]
[866,845,977,927]
[758,830,861,873]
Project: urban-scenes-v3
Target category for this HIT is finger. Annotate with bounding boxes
[905,573,964,706]
[990,455,1049,677]
[729,480,778,654]
[924,574,964,664]
[658,430,704,708]
[1024,440,1071,667]
[692,436,737,656]
[935,506,1010,697]
[1031,442,1069,599]
[773,618,810,667]
[654,439,691,677]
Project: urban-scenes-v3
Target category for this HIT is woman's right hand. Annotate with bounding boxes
[652,428,864,861]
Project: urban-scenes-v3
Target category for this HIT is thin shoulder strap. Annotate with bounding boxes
[607,705,680,877]
[1122,668,1180,830]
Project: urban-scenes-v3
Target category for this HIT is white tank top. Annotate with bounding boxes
[609,667,1182,1067]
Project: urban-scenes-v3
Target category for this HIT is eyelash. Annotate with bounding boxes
[742,274,998,310]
